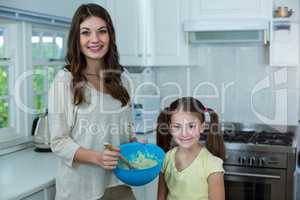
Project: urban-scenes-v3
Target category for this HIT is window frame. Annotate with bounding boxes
[31,24,68,113]
[0,19,21,141]
[0,19,68,144]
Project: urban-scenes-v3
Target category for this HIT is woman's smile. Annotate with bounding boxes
[80,16,110,60]
[88,44,103,53]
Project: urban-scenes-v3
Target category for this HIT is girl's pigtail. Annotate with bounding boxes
[206,108,225,160]
[156,107,172,152]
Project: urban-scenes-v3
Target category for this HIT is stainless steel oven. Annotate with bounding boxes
[199,123,299,200]
[224,166,286,200]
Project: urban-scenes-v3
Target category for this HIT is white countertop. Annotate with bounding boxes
[0,148,58,200]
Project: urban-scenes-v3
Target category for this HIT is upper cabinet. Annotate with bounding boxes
[269,1,299,67]
[107,0,143,66]
[187,0,272,19]
[108,0,189,66]
[145,0,189,66]
[270,21,299,67]
[107,0,298,67]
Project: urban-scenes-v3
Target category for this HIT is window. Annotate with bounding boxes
[0,21,68,143]
[0,8,70,144]
[32,28,67,113]
[0,27,12,130]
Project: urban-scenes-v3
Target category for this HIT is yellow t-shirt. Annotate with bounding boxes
[162,147,224,200]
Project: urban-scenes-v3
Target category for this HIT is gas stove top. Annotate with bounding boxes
[200,123,297,147]
[249,131,294,146]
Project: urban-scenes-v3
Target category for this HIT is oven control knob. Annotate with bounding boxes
[249,157,256,166]
[258,158,265,166]
[238,157,246,165]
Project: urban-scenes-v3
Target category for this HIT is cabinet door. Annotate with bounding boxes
[22,190,44,200]
[146,0,189,66]
[45,185,56,200]
[270,22,299,66]
[132,186,146,200]
[145,177,158,200]
[108,0,144,66]
[188,0,272,19]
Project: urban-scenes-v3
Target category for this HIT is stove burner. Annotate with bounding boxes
[250,131,294,146]
[223,131,255,143]
[200,130,294,146]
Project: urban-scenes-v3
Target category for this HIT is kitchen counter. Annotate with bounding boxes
[0,148,58,200]
[0,133,158,200]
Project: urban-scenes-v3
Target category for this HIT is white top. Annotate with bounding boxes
[48,69,133,200]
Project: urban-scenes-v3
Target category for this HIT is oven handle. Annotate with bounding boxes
[225,171,281,179]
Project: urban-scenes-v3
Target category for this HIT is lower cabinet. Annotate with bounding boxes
[22,190,44,200]
[21,182,157,200]
[22,185,55,200]
[45,185,55,200]
[132,177,158,200]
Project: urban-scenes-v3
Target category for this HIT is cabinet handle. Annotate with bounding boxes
[225,171,281,180]
[263,30,268,45]
[274,24,291,31]
[137,54,142,57]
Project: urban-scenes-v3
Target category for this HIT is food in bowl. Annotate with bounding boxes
[113,142,165,186]
[119,151,158,170]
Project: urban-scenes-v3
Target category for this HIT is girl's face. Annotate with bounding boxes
[79,16,110,61]
[170,111,204,149]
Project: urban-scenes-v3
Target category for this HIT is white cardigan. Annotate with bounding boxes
[48,69,133,200]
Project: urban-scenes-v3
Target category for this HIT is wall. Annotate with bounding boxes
[153,0,300,126]
[0,0,106,18]
[155,44,299,125]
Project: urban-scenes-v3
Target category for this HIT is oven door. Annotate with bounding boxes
[224,166,286,200]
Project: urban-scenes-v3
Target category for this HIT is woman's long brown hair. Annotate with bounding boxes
[65,3,129,106]
[156,97,225,160]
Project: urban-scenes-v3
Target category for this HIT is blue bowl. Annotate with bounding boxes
[113,142,165,186]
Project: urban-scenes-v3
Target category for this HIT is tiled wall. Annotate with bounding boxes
[155,44,299,125]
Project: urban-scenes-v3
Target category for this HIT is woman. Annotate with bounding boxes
[48,4,136,200]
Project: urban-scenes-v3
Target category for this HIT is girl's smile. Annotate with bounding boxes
[170,111,204,148]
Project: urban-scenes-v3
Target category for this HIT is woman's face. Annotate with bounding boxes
[170,111,204,149]
[79,16,110,61]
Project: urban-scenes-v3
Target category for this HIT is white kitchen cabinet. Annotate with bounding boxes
[187,0,272,19]
[22,190,44,200]
[270,20,299,67]
[108,0,189,66]
[45,185,56,200]
[21,185,55,200]
[145,0,189,66]
[107,0,143,66]
[132,177,158,200]
[269,0,299,67]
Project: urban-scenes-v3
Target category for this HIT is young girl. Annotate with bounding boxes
[156,97,225,200]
